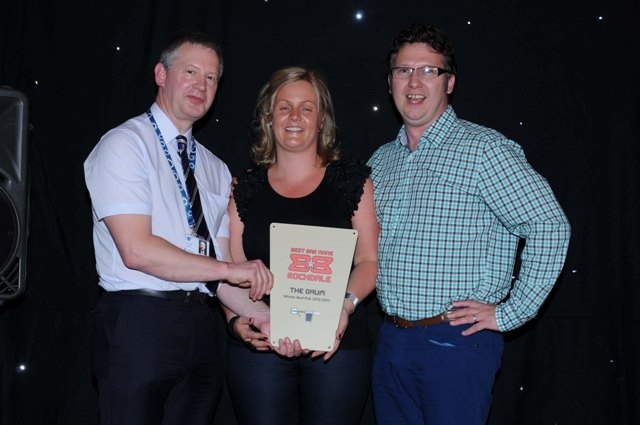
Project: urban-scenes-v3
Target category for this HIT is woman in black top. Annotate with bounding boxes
[224,67,379,425]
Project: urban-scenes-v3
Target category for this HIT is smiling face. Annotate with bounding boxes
[389,42,455,136]
[155,42,221,132]
[270,80,321,155]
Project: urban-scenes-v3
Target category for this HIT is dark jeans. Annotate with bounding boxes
[91,292,224,425]
[226,343,372,425]
[372,321,504,425]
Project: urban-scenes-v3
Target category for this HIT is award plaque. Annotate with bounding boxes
[269,223,358,351]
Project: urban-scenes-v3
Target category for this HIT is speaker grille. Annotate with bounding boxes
[0,186,20,295]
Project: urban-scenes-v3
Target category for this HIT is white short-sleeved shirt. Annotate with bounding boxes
[84,103,231,292]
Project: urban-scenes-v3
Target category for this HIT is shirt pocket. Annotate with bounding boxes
[199,190,230,238]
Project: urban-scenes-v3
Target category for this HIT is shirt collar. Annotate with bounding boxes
[396,105,457,149]
[150,103,193,145]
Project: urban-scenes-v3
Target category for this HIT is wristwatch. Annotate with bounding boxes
[344,292,359,309]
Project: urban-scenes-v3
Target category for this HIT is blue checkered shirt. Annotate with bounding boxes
[368,106,570,331]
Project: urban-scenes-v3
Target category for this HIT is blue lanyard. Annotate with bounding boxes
[147,110,198,232]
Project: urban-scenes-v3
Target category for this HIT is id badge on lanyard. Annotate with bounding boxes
[185,234,210,256]
[146,110,211,258]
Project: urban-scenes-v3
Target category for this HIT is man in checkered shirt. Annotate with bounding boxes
[368,23,571,425]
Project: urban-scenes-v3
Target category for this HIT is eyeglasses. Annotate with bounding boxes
[390,65,449,80]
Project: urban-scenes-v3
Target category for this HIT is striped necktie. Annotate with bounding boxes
[177,135,209,240]
[177,135,219,295]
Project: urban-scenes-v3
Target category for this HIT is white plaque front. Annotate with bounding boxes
[269,223,358,351]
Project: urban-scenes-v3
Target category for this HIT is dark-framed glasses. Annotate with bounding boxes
[390,65,449,80]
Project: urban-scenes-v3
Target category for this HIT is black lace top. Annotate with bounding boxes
[232,158,372,349]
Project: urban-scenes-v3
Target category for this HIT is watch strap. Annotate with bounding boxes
[345,292,359,309]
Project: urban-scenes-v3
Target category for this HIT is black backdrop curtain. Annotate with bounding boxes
[1,1,638,424]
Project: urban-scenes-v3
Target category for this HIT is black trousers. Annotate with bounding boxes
[91,291,224,425]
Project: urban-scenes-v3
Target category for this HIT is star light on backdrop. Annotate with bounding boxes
[2,5,636,424]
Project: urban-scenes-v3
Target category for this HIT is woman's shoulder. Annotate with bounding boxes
[325,158,371,218]
[235,166,267,188]
[325,158,371,182]
[233,167,268,220]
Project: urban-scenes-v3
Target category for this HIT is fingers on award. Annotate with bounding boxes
[269,223,358,351]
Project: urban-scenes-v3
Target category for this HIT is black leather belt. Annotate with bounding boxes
[116,288,209,305]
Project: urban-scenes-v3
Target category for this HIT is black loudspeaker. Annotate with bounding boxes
[0,88,29,301]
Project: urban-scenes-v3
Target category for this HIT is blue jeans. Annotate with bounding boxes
[372,321,504,425]
[226,343,372,425]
